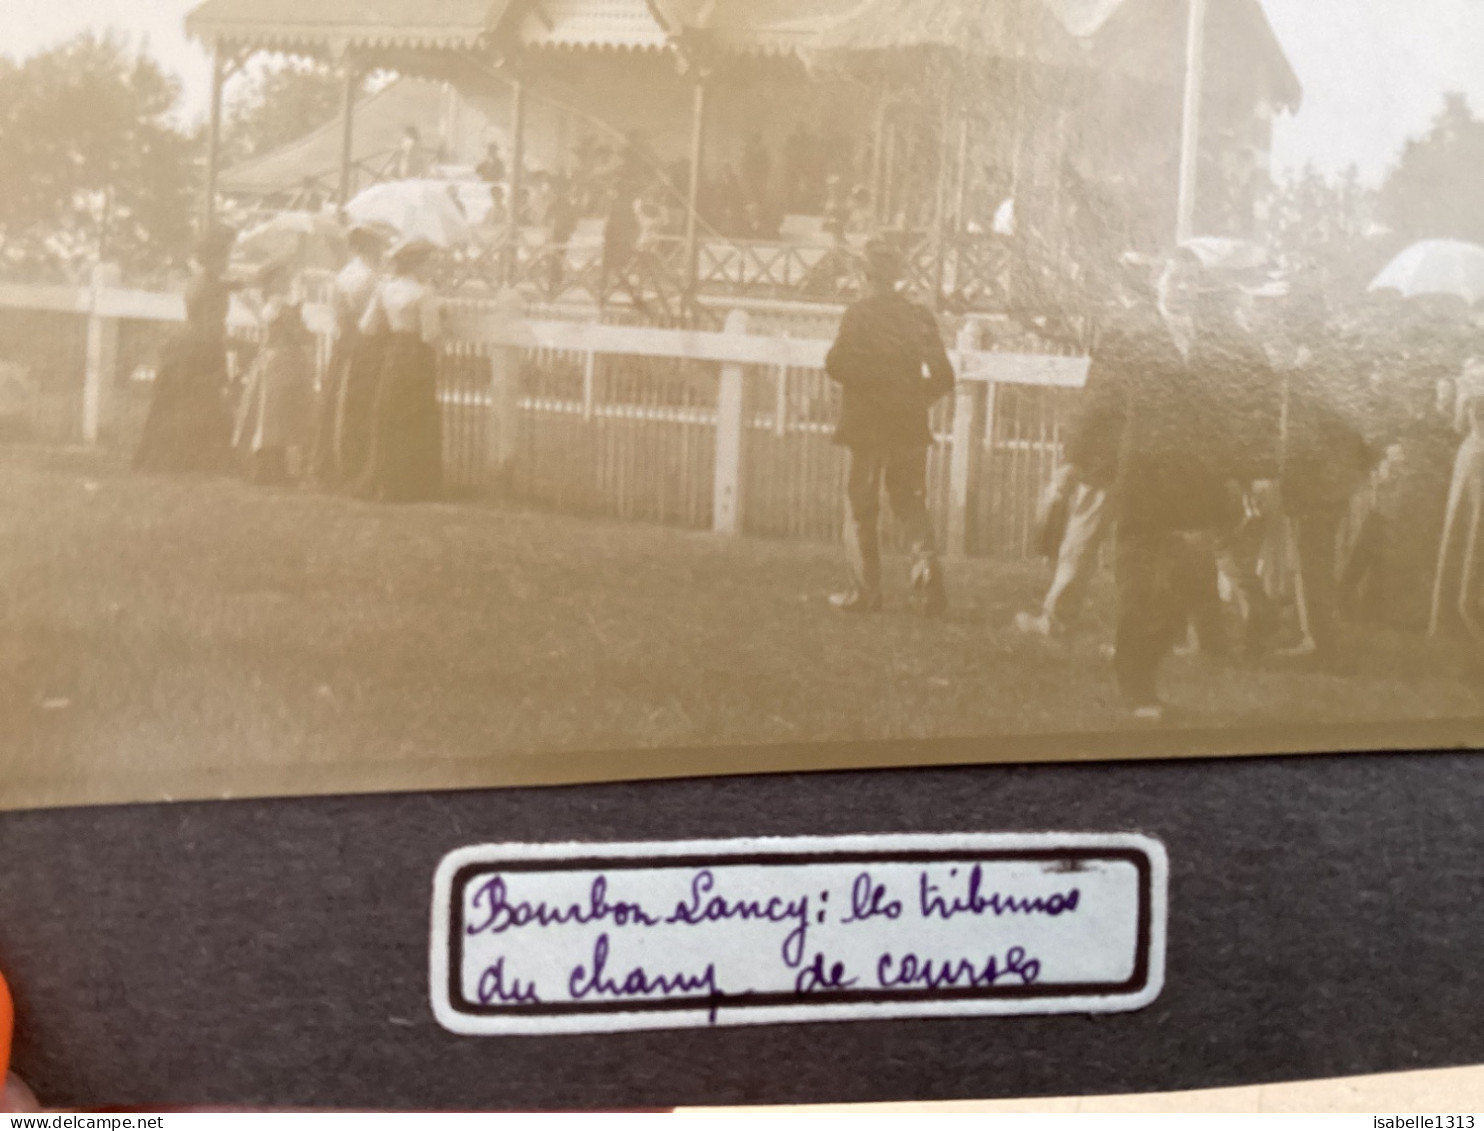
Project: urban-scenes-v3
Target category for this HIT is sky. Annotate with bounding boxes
[3,0,1484,185]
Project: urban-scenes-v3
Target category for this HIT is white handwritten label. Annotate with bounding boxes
[430,833,1167,1035]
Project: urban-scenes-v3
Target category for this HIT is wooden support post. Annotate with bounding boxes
[882,120,898,229]
[774,365,788,438]
[203,43,227,229]
[581,349,596,422]
[505,76,527,288]
[1175,0,1208,244]
[947,319,986,557]
[773,331,791,438]
[683,74,709,316]
[932,77,955,308]
[336,61,358,210]
[83,262,122,446]
[487,287,526,491]
[870,90,890,228]
[712,308,747,536]
[954,114,971,240]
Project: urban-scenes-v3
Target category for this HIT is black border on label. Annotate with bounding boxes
[444,846,1154,1020]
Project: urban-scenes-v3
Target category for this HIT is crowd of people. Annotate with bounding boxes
[356,120,886,312]
[824,237,1484,720]
[468,127,873,282]
[134,223,445,503]
[131,211,1484,722]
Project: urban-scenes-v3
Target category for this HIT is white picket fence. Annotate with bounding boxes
[0,269,1089,559]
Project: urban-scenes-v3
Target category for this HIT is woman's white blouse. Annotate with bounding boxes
[333,258,379,328]
[360,276,441,344]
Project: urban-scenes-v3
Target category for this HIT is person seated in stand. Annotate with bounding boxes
[471,185,511,275]
[599,182,641,307]
[741,133,772,216]
[783,122,815,213]
[526,172,555,229]
[445,184,468,219]
[545,172,580,296]
[635,191,666,253]
[845,185,874,243]
[476,142,507,185]
[395,126,431,181]
[823,176,849,242]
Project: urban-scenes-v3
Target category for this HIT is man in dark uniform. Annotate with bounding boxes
[824,240,956,615]
[1279,291,1379,653]
[1100,249,1281,718]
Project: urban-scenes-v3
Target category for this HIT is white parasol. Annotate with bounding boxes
[1369,239,1484,304]
[346,180,475,248]
[235,211,348,272]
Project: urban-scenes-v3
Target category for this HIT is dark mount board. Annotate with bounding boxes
[0,750,1480,1109]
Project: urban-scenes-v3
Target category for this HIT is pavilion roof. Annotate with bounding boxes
[184,0,519,53]
[515,0,671,52]
[646,0,859,56]
[185,0,1298,111]
[648,0,1300,108]
[646,0,1130,51]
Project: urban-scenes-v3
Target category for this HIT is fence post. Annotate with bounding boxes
[774,328,791,438]
[946,318,986,557]
[582,349,596,422]
[83,262,122,446]
[713,308,748,536]
[487,287,525,493]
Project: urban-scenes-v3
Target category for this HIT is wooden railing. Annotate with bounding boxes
[428,227,1017,318]
[0,272,1089,559]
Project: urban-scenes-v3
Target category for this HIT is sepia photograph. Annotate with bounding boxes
[2,0,1484,812]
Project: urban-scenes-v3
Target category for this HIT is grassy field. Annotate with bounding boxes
[2,445,1481,809]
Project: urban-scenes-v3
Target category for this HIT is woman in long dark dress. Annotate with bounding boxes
[357,240,443,503]
[135,226,238,473]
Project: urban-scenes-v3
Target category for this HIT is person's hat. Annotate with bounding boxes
[862,237,906,285]
[390,238,438,271]
[197,223,238,260]
[347,222,393,247]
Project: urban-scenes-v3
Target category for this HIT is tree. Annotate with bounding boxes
[0,33,199,282]
[1379,92,1484,246]
[223,60,348,166]
[1259,164,1394,299]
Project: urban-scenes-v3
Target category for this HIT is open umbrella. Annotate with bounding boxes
[1369,239,1484,304]
[235,211,348,272]
[346,180,474,249]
